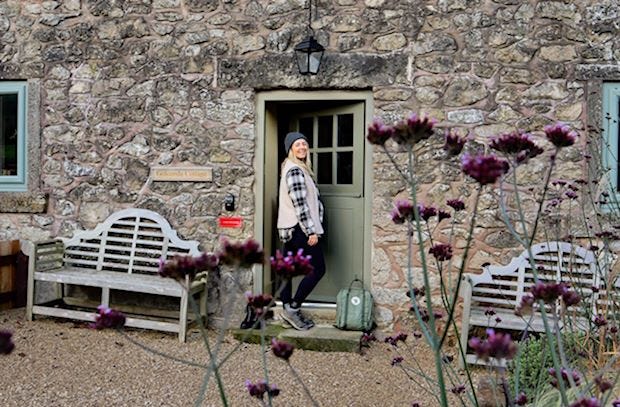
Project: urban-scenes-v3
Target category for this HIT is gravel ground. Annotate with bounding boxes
[0,307,470,407]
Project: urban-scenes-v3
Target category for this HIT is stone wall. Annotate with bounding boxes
[0,0,619,326]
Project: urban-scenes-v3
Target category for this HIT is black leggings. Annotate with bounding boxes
[279,224,326,307]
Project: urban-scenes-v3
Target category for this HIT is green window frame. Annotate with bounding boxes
[0,81,27,192]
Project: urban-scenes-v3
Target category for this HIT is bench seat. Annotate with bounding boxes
[25,208,207,342]
[459,241,617,367]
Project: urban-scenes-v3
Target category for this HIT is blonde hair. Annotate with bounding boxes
[282,148,316,180]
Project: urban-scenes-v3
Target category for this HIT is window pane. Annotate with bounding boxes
[317,152,332,184]
[318,116,332,148]
[337,151,353,184]
[0,94,18,176]
[298,117,314,148]
[337,114,354,147]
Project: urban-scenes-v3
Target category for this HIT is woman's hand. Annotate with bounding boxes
[308,234,318,246]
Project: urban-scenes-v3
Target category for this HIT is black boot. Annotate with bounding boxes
[240,304,257,329]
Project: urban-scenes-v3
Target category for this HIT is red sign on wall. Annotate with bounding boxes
[218,216,243,228]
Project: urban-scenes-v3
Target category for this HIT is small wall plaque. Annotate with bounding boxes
[151,166,213,182]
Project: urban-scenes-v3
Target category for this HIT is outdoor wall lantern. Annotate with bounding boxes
[294,0,324,75]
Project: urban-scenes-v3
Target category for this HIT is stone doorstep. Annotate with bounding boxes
[230,321,363,353]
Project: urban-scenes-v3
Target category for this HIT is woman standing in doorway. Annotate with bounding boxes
[277,131,326,330]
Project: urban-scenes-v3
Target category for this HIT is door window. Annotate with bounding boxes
[293,104,364,197]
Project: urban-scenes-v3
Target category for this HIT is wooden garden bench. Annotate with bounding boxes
[24,208,207,342]
[459,241,619,367]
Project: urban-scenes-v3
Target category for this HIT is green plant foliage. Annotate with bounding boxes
[507,332,584,402]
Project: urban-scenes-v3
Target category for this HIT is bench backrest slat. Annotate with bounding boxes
[62,208,200,275]
[470,242,602,314]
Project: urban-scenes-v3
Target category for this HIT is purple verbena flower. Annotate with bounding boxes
[361,332,377,344]
[417,203,438,221]
[612,399,620,407]
[246,292,273,317]
[391,199,415,224]
[515,294,535,316]
[564,190,578,199]
[437,209,451,222]
[0,330,15,355]
[406,286,425,299]
[515,392,528,406]
[271,338,294,361]
[484,308,496,317]
[548,367,581,388]
[594,314,607,327]
[245,379,280,400]
[595,231,618,240]
[544,123,578,148]
[569,397,601,407]
[366,118,395,146]
[446,198,465,211]
[562,290,581,307]
[159,252,219,281]
[270,249,314,279]
[595,375,612,393]
[392,113,436,146]
[391,356,404,366]
[490,131,544,163]
[461,153,509,185]
[91,305,126,330]
[218,238,264,268]
[429,243,453,261]
[384,332,408,347]
[468,329,517,361]
[450,384,466,394]
[530,282,567,304]
[444,130,467,156]
[193,253,219,272]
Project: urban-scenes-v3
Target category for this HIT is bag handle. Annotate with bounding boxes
[348,278,364,290]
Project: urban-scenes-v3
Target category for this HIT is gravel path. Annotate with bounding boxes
[0,307,469,406]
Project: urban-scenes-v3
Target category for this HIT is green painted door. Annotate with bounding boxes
[291,102,365,302]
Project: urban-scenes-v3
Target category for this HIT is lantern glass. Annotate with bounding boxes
[294,36,324,75]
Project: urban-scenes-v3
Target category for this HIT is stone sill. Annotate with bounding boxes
[575,64,620,80]
[0,192,48,213]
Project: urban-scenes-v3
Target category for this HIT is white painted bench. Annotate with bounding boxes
[25,208,207,342]
[459,241,619,367]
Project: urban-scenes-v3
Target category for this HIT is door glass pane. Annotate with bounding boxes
[318,116,332,148]
[337,152,353,184]
[299,117,314,148]
[317,152,332,184]
[337,114,353,147]
[0,94,18,176]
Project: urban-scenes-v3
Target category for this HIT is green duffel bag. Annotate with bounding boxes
[335,278,374,331]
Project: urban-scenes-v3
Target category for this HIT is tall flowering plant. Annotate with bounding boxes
[87,235,320,407]
[367,113,620,406]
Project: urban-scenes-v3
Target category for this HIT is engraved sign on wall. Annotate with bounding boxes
[150,166,213,182]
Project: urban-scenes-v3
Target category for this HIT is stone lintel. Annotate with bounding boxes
[575,64,620,80]
[0,193,48,213]
[218,52,408,89]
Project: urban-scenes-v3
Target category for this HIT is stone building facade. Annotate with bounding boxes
[1,0,619,327]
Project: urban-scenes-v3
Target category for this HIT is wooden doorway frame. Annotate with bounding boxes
[253,90,374,303]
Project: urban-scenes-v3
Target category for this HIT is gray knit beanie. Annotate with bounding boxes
[284,132,308,154]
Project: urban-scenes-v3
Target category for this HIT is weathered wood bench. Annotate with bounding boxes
[24,208,207,342]
[459,241,619,367]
